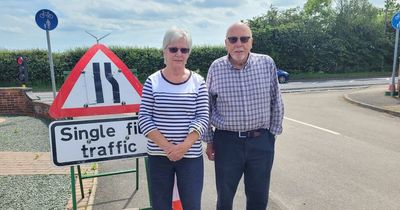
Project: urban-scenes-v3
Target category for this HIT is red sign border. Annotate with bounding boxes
[49,44,142,118]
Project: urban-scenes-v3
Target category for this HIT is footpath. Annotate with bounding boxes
[343,84,400,117]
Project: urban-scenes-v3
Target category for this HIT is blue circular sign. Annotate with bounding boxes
[391,11,400,30]
[35,9,58,31]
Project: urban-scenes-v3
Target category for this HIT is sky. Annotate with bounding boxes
[0,0,385,52]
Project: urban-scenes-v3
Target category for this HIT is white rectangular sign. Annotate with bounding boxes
[49,116,147,166]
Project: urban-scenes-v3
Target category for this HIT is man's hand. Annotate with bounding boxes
[206,143,215,161]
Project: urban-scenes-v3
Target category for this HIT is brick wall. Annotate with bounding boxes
[0,87,51,119]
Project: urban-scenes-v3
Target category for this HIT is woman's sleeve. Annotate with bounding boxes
[189,80,209,136]
[138,78,157,136]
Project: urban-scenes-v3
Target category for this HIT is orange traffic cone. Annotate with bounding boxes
[172,175,183,210]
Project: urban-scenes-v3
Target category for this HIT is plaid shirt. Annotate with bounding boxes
[203,53,284,143]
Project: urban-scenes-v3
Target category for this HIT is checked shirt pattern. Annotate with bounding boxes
[203,53,284,143]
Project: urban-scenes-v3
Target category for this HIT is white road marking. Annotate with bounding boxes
[284,117,341,135]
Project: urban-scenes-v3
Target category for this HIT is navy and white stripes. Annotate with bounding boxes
[139,70,209,158]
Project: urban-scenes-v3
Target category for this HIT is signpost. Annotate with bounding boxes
[389,11,400,96]
[35,9,58,98]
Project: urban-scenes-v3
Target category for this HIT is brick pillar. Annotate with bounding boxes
[0,87,51,119]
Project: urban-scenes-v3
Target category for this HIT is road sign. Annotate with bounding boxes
[35,9,58,98]
[391,11,400,30]
[49,116,147,166]
[48,44,143,118]
[35,9,58,31]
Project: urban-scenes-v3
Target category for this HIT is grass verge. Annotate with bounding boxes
[291,70,393,81]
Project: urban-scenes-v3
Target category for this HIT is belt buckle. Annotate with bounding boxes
[238,131,247,138]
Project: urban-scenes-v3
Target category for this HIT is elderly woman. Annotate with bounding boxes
[138,27,209,210]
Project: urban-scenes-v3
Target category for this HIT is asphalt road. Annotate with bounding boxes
[280,77,395,91]
[91,87,400,210]
[92,153,283,210]
[272,89,400,210]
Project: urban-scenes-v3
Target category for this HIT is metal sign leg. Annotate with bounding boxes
[77,165,84,199]
[70,166,77,210]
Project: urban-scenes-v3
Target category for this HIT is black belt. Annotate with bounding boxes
[217,129,267,138]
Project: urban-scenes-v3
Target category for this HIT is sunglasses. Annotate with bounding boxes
[227,36,251,44]
[168,47,190,54]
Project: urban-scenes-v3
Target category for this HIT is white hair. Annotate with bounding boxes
[162,26,192,52]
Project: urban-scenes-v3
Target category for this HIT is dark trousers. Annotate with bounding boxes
[148,155,204,210]
[214,129,275,210]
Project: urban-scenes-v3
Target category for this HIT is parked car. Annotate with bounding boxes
[277,69,289,84]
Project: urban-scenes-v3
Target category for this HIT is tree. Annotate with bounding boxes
[247,0,391,73]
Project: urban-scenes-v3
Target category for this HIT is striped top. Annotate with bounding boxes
[203,53,284,143]
[138,70,209,158]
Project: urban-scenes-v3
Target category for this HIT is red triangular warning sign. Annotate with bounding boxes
[49,44,142,118]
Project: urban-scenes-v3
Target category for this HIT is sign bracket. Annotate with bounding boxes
[69,158,153,210]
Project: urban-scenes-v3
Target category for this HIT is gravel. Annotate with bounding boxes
[0,115,71,209]
[0,116,50,152]
[0,175,70,209]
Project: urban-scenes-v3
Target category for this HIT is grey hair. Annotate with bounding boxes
[226,22,252,38]
[162,27,192,53]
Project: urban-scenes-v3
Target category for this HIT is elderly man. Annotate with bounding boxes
[204,22,284,210]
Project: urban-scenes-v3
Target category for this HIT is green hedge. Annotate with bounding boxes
[0,42,390,87]
[0,46,226,86]
[0,49,50,85]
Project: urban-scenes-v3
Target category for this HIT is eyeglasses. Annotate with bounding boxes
[227,36,251,44]
[168,47,190,54]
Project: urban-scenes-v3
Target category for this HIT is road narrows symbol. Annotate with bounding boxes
[104,62,120,103]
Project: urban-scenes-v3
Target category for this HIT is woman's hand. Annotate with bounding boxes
[166,131,199,161]
[167,143,190,161]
